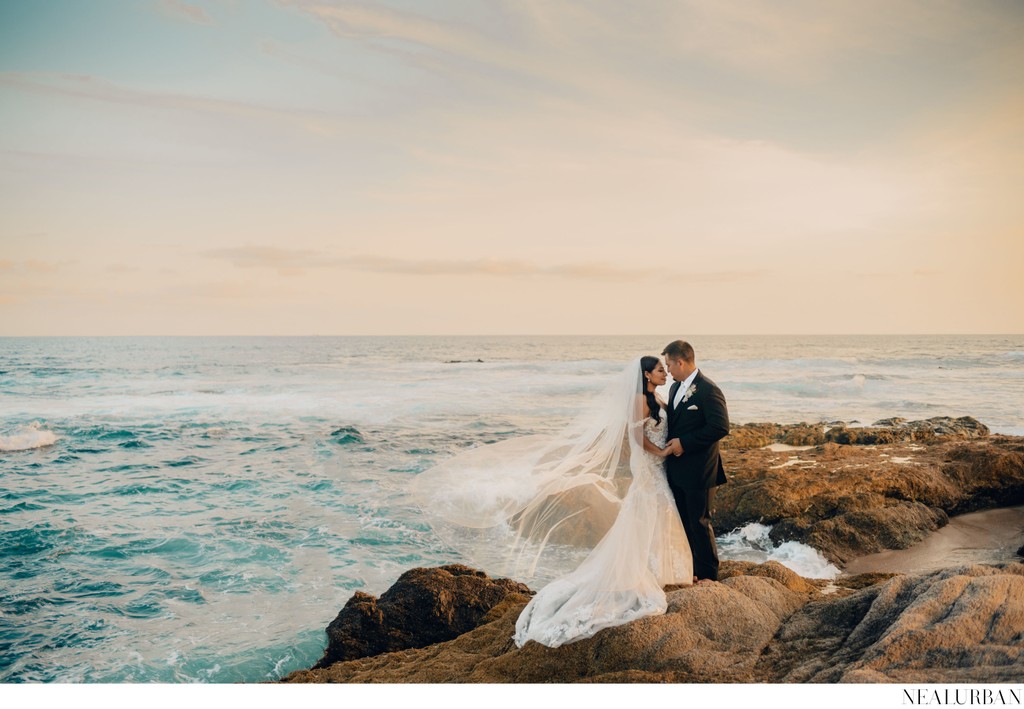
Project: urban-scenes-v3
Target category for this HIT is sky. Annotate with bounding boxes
[1,0,1022,335]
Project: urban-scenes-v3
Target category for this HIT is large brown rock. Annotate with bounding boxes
[769,502,949,563]
[762,563,1024,683]
[718,559,821,594]
[284,561,1024,683]
[827,416,991,445]
[312,564,532,669]
[714,434,1024,564]
[722,417,989,452]
[723,423,789,450]
[285,562,811,683]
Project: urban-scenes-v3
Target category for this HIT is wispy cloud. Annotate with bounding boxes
[157,0,213,26]
[105,264,141,274]
[259,39,362,85]
[177,280,296,300]
[0,72,341,135]
[279,1,488,50]
[203,246,327,276]
[278,0,1010,99]
[275,0,1024,157]
[25,260,62,273]
[274,0,685,110]
[343,254,660,281]
[0,260,77,277]
[203,245,763,283]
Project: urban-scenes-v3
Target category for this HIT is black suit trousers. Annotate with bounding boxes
[669,482,719,581]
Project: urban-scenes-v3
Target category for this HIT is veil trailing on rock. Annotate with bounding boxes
[409,358,649,585]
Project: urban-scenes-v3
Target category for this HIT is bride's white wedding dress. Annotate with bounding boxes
[409,358,693,648]
[513,407,692,647]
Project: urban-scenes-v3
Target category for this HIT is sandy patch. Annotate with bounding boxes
[843,505,1024,575]
[764,443,815,452]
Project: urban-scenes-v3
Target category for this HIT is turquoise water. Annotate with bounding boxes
[2,335,1023,682]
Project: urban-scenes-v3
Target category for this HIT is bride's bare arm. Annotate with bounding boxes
[643,436,672,457]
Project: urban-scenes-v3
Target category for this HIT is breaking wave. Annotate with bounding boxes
[718,522,841,579]
[0,422,59,452]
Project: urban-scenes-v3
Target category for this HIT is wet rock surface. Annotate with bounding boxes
[312,564,532,669]
[762,563,1024,683]
[283,561,1024,683]
[715,424,1024,564]
[723,417,991,451]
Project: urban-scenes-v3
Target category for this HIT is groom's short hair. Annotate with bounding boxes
[662,340,695,363]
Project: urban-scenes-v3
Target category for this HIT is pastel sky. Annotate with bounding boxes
[1,0,1022,335]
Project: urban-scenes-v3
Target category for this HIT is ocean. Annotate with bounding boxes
[1,334,1022,682]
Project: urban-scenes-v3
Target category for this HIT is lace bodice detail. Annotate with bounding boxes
[643,408,667,449]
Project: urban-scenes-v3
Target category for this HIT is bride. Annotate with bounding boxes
[409,356,693,648]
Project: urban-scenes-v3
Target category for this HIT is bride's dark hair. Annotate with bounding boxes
[640,356,661,422]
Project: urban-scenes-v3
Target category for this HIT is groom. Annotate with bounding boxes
[663,340,730,582]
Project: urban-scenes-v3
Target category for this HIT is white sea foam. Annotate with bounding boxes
[0,422,58,452]
[718,522,841,579]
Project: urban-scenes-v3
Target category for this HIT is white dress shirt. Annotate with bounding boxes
[673,368,700,409]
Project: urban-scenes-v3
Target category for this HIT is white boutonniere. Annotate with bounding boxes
[681,384,697,403]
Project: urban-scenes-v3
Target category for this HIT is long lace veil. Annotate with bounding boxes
[409,358,646,585]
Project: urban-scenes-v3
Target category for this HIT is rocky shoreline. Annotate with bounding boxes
[716,416,1024,564]
[282,417,1024,683]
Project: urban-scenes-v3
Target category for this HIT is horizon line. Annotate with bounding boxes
[1,333,1022,338]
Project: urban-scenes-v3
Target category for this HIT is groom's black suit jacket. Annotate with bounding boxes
[665,371,730,490]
